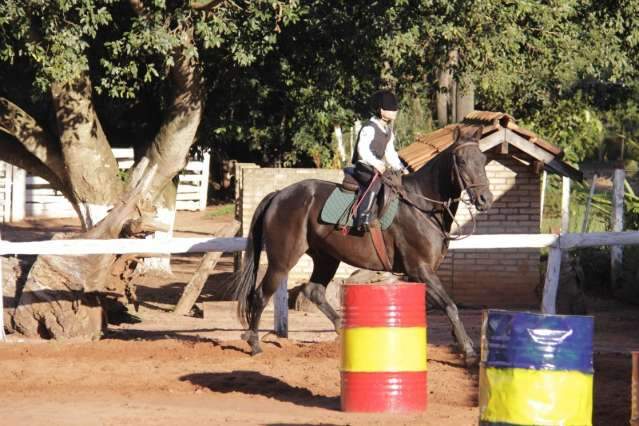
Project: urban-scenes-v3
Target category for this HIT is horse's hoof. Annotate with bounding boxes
[250,346,263,356]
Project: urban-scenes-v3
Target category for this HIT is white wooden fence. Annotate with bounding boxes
[0,148,210,221]
[3,230,639,340]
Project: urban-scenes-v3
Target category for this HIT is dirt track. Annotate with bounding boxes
[0,338,480,425]
[0,211,636,425]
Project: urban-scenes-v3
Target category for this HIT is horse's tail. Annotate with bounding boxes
[234,190,279,328]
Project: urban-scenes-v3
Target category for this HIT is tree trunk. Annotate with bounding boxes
[6,28,204,340]
[51,76,124,227]
[436,67,450,127]
[139,179,178,274]
[455,78,475,122]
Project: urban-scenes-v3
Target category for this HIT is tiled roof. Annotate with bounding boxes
[399,110,565,172]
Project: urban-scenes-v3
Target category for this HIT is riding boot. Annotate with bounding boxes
[354,189,376,231]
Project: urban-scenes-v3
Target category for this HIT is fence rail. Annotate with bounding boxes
[3,231,639,339]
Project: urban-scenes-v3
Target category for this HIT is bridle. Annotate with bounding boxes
[386,140,490,241]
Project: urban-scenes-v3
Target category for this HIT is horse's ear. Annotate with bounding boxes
[472,126,483,141]
[452,126,460,143]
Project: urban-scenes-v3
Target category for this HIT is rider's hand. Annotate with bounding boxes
[375,164,386,174]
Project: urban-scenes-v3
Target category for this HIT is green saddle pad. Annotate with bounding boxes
[320,187,399,230]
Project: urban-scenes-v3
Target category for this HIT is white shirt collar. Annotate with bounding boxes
[369,116,389,133]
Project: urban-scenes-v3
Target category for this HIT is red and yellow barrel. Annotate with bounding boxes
[340,279,427,412]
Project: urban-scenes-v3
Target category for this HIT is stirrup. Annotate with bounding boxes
[353,213,370,231]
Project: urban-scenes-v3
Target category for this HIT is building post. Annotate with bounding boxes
[611,168,624,288]
[561,176,571,233]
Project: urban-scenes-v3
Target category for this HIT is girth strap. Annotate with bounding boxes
[369,224,392,271]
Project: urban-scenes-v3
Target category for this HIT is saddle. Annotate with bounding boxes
[340,167,401,222]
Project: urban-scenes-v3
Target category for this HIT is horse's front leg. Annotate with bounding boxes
[407,264,477,367]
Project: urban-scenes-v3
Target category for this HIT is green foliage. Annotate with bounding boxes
[2,0,639,172]
[0,0,299,98]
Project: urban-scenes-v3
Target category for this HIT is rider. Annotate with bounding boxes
[351,89,408,230]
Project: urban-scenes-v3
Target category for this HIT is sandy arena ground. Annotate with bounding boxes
[0,209,637,425]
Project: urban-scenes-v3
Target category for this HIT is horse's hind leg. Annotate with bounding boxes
[302,254,341,331]
[242,266,290,355]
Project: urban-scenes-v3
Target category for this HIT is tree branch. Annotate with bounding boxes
[50,75,124,205]
[143,29,204,199]
[0,132,87,226]
[0,132,68,194]
[0,97,66,181]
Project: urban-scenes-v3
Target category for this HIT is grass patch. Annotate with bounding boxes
[205,203,234,218]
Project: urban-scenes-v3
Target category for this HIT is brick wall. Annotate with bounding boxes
[239,147,542,305]
[440,147,541,307]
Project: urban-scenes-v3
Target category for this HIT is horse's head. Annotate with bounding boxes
[451,126,493,211]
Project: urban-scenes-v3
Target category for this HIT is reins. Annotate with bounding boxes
[386,141,488,241]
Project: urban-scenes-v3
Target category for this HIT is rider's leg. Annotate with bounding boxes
[353,163,381,230]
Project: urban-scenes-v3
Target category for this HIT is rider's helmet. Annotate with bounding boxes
[370,90,399,115]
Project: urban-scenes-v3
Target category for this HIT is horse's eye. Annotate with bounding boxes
[457,158,466,165]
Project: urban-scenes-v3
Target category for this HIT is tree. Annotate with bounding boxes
[0,0,298,339]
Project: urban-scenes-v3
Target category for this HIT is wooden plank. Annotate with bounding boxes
[3,165,12,223]
[26,176,50,185]
[561,176,571,232]
[184,161,205,172]
[173,221,240,316]
[2,231,639,257]
[117,160,134,169]
[274,276,288,338]
[448,234,558,249]
[633,352,638,426]
[541,245,562,314]
[28,188,60,197]
[560,231,639,250]
[10,166,25,222]
[176,201,200,211]
[0,237,248,256]
[199,152,211,211]
[176,192,201,201]
[178,174,204,183]
[478,129,506,152]
[0,231,4,340]
[505,129,555,163]
[112,148,134,158]
[611,169,624,288]
[540,170,547,225]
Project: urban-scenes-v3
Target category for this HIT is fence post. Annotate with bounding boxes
[3,164,12,223]
[10,165,26,222]
[0,231,5,341]
[199,152,211,211]
[632,351,638,426]
[581,173,597,233]
[274,276,288,338]
[541,244,562,314]
[611,169,624,288]
[540,170,547,228]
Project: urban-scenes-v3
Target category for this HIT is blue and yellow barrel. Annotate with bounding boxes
[479,310,594,426]
[340,280,427,412]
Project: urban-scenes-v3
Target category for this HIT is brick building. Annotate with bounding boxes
[238,111,581,308]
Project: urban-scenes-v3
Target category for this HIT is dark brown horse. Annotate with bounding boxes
[233,126,493,365]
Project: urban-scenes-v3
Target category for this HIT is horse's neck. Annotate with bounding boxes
[402,149,462,233]
[403,150,461,202]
